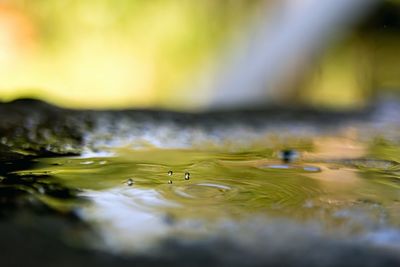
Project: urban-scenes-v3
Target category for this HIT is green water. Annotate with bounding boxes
[13,140,400,252]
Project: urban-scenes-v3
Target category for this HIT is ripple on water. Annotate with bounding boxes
[171,182,236,200]
[260,164,321,173]
[21,146,400,255]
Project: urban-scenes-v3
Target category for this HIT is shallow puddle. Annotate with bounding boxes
[14,141,400,253]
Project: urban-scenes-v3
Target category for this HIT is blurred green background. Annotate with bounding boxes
[0,0,399,110]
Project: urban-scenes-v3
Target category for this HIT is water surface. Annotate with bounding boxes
[16,141,400,253]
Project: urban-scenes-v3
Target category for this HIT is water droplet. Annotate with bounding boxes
[279,149,298,163]
[168,180,173,184]
[126,178,134,186]
[168,170,173,176]
[184,172,190,180]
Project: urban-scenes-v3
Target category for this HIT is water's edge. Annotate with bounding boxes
[2,98,400,267]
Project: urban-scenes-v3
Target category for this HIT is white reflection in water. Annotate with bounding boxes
[79,184,400,254]
[363,229,400,249]
[80,187,180,252]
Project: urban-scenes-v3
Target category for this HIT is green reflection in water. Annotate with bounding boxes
[11,141,400,253]
[24,146,399,227]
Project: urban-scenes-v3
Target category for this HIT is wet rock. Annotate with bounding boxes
[0,98,87,157]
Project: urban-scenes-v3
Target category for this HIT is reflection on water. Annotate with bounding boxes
[15,141,400,254]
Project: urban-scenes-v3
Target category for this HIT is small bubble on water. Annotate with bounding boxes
[279,149,298,164]
[184,172,190,180]
[168,180,173,184]
[168,170,173,176]
[126,178,134,186]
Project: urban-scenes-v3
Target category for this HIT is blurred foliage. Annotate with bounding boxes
[0,0,398,110]
[0,0,264,108]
